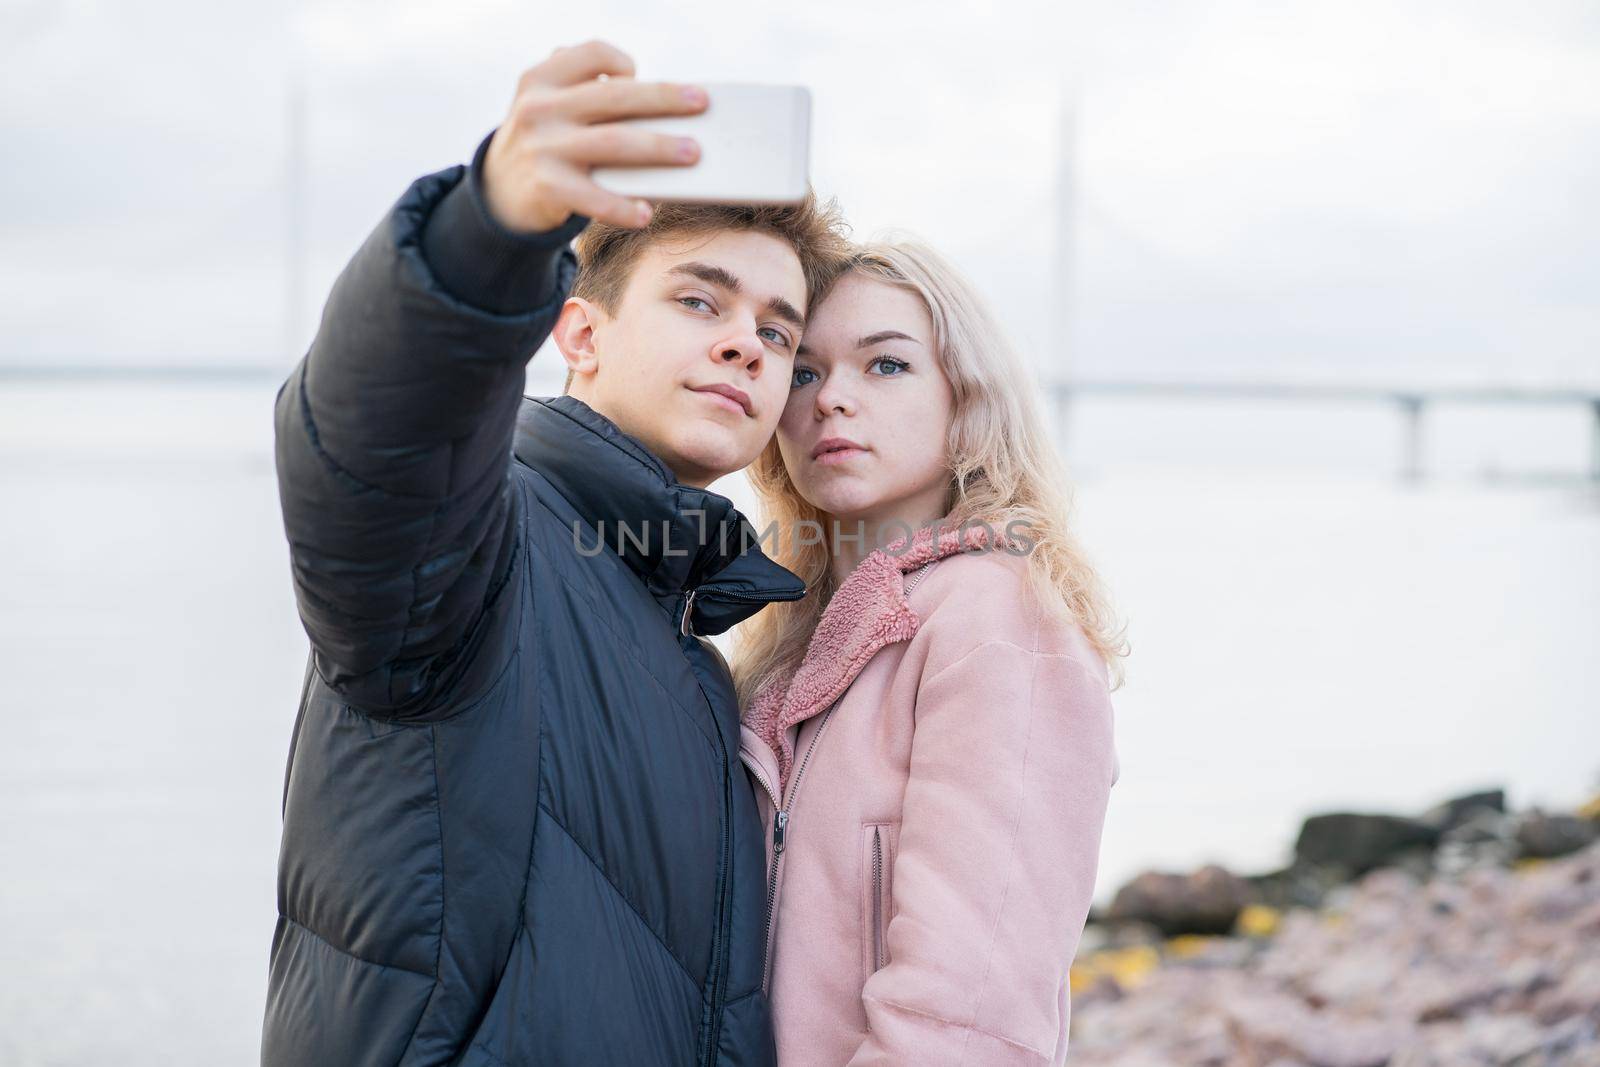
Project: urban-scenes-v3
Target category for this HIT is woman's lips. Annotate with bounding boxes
[813,446,868,465]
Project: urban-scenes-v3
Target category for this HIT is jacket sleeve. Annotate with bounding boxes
[273,130,587,718]
[847,632,1119,1065]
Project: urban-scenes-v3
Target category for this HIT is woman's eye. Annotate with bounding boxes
[871,356,909,376]
[790,367,817,388]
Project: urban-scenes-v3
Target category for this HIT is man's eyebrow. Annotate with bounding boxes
[796,329,921,358]
[767,296,806,332]
[668,261,806,332]
[668,261,742,293]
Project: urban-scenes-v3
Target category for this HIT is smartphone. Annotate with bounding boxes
[592,83,811,206]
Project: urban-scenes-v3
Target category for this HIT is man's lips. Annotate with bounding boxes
[690,383,753,417]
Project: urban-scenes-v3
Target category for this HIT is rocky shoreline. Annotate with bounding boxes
[1069,789,1600,1066]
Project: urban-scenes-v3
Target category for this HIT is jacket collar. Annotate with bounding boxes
[741,519,1021,790]
[512,394,806,635]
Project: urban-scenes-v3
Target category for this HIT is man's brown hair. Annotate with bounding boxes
[562,190,853,393]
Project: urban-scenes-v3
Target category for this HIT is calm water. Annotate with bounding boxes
[3,379,1597,1065]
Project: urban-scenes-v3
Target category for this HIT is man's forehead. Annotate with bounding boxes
[644,231,802,288]
[632,232,808,326]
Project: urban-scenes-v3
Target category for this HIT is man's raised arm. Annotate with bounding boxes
[273,40,707,717]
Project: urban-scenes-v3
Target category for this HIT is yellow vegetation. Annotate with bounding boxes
[1164,934,1216,959]
[1070,944,1161,992]
[1235,904,1282,938]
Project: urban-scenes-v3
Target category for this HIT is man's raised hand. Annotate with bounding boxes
[482,40,707,232]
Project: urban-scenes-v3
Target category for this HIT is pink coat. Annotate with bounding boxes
[739,522,1121,1066]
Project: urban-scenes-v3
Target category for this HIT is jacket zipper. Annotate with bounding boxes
[871,826,885,972]
[702,585,806,603]
[680,586,698,636]
[700,738,733,1065]
[680,582,739,1065]
[676,575,811,1057]
[681,582,808,638]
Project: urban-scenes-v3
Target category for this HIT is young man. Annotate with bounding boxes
[263,40,850,1066]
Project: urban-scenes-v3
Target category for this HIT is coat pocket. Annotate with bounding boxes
[861,820,898,987]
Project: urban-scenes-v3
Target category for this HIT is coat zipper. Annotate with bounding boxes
[871,826,885,972]
[755,696,840,992]
[748,559,939,995]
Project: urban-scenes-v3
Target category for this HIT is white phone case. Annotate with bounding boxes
[592,83,811,206]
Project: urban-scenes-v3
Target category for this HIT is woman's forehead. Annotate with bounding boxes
[802,275,932,353]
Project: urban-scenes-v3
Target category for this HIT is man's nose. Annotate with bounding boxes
[713,319,764,368]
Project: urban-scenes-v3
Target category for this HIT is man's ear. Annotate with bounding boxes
[552,296,604,381]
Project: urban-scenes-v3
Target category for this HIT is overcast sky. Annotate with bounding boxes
[2,0,1596,386]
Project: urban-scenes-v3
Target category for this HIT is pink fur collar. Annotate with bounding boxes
[741,520,1017,792]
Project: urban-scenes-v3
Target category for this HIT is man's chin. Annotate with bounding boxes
[667,427,762,486]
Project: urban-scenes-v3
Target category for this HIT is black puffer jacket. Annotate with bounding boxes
[263,143,804,1066]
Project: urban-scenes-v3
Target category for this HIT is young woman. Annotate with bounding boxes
[732,237,1127,1065]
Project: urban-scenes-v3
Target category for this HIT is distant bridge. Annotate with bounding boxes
[1046,379,1600,483]
[3,364,1597,483]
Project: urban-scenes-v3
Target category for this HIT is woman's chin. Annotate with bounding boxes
[802,483,884,524]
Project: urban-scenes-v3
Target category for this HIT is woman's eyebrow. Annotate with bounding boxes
[796,329,922,358]
[855,330,920,347]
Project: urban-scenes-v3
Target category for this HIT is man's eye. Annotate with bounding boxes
[760,327,791,347]
[791,368,817,388]
[677,296,709,311]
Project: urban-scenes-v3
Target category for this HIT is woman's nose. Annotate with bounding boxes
[815,379,854,417]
